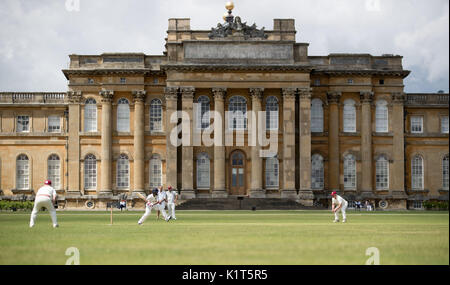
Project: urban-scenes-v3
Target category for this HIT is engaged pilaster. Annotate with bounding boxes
[67,91,82,196]
[391,93,406,197]
[327,91,342,192]
[249,88,264,198]
[298,87,314,205]
[132,90,146,195]
[100,90,114,196]
[281,88,297,198]
[165,87,179,192]
[360,91,374,194]
[180,87,196,199]
[212,88,227,198]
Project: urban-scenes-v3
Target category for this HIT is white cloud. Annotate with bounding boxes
[0,0,448,92]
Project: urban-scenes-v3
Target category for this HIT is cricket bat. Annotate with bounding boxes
[136,192,147,201]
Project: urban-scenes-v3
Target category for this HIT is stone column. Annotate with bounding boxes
[360,91,374,194]
[212,88,228,198]
[298,87,314,206]
[281,88,297,198]
[164,87,178,192]
[132,90,146,195]
[391,93,406,196]
[181,87,196,199]
[67,91,82,196]
[100,90,114,196]
[249,88,264,198]
[327,91,342,192]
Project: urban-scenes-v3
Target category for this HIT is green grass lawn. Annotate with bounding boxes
[0,210,448,265]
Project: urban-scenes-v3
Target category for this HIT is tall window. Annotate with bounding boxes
[411,155,424,190]
[229,96,247,130]
[84,99,97,132]
[311,154,324,190]
[410,116,423,134]
[343,100,356,133]
[196,153,210,189]
[116,154,129,189]
[48,154,61,190]
[375,100,388,133]
[376,156,389,190]
[266,96,279,130]
[150,99,162,132]
[265,157,279,189]
[149,155,162,188]
[17,116,30,133]
[344,154,357,190]
[117,98,130,132]
[311,99,324,133]
[84,154,97,190]
[16,154,30,190]
[197,96,210,130]
[48,116,61,133]
[443,155,449,190]
[442,116,449,134]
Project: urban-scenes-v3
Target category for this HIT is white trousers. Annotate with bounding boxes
[334,203,348,221]
[167,202,176,219]
[138,203,169,224]
[30,197,58,227]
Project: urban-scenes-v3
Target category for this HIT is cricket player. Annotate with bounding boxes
[166,186,178,220]
[331,191,348,223]
[138,188,171,225]
[30,180,59,228]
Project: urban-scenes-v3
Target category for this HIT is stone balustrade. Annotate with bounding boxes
[0,92,67,104]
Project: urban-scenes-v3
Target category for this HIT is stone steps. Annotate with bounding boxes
[176,198,325,210]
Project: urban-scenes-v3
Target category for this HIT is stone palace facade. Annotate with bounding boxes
[0,11,448,210]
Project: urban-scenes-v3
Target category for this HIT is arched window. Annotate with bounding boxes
[117,154,129,189]
[344,154,357,190]
[16,154,30,190]
[229,96,247,130]
[197,96,210,130]
[84,154,97,190]
[311,99,324,133]
[343,99,356,133]
[84,98,97,132]
[197,153,210,189]
[265,157,279,189]
[411,155,424,190]
[443,155,449,190]
[150,99,162,132]
[311,154,324,190]
[376,156,389,190]
[266,96,279,130]
[48,154,61,190]
[149,155,162,188]
[376,100,388,133]
[117,98,130,132]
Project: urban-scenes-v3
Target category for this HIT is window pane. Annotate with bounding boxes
[150,99,162,131]
[117,154,129,188]
[443,155,449,190]
[411,156,423,190]
[311,99,324,133]
[229,96,247,130]
[343,101,356,132]
[17,116,30,132]
[48,154,61,189]
[150,156,162,187]
[442,116,449,134]
[48,116,61,133]
[265,157,279,189]
[376,102,388,133]
[197,154,210,189]
[344,155,356,189]
[84,154,97,189]
[84,100,97,132]
[311,154,324,190]
[411,116,423,134]
[16,155,29,190]
[197,96,211,130]
[376,157,389,190]
[266,97,279,131]
[117,99,130,132]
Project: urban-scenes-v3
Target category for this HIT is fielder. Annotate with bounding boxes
[166,186,178,220]
[331,191,348,223]
[138,188,171,225]
[30,180,59,228]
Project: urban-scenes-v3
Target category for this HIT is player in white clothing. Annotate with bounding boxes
[138,188,171,225]
[331,191,348,223]
[166,186,178,220]
[30,180,59,228]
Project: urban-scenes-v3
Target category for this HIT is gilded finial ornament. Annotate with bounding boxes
[225,1,235,11]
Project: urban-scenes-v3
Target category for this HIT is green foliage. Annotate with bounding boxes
[0,200,34,211]
[423,201,449,211]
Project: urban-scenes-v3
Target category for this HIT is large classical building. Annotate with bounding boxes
[0,6,448,210]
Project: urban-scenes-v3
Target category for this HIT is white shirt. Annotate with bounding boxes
[146,194,157,204]
[332,195,348,207]
[166,191,178,203]
[36,185,56,200]
[157,191,167,204]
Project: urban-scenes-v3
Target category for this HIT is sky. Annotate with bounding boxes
[0,0,448,93]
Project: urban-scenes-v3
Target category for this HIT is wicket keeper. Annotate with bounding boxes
[331,191,348,223]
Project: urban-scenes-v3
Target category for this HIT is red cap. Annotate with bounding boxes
[168,186,173,190]
[331,191,337,196]
[45,180,52,185]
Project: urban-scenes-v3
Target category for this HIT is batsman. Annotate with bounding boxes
[137,188,171,225]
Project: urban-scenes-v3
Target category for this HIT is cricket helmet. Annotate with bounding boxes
[152,188,159,195]
[45,180,52,185]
